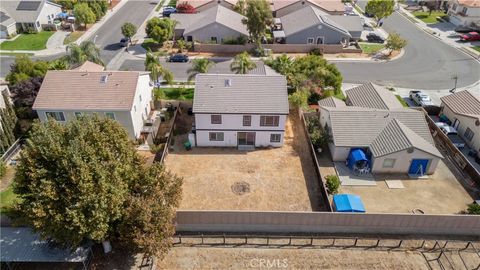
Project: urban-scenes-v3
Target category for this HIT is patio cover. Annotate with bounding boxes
[273,30,286,38]
[1,227,91,263]
[347,148,368,170]
[333,194,366,212]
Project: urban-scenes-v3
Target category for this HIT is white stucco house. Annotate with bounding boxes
[440,90,480,154]
[1,0,62,32]
[447,0,480,27]
[32,70,153,140]
[192,74,289,148]
[318,83,443,176]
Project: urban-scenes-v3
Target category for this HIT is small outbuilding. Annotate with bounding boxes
[333,194,366,213]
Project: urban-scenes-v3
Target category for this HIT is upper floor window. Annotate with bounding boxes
[462,7,468,14]
[45,111,65,121]
[139,94,142,102]
[464,128,475,141]
[260,116,279,127]
[211,115,222,124]
[105,112,116,120]
[243,115,251,126]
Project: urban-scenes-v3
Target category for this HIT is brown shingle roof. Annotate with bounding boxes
[33,71,146,111]
[457,0,480,7]
[71,61,105,72]
[440,90,480,119]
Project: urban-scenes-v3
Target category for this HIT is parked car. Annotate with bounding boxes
[459,32,480,42]
[167,54,189,62]
[454,25,476,33]
[364,11,374,18]
[162,6,177,17]
[409,90,433,107]
[119,38,129,47]
[439,125,466,149]
[366,33,384,43]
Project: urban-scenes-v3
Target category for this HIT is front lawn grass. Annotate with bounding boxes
[168,0,176,7]
[155,87,194,100]
[358,42,385,54]
[395,95,409,107]
[472,46,480,52]
[0,31,54,51]
[141,38,168,56]
[411,11,446,24]
[63,31,85,45]
[0,184,18,213]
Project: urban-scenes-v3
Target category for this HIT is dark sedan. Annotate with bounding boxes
[366,33,384,43]
[167,54,189,62]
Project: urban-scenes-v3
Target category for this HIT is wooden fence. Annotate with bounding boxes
[157,107,179,164]
[1,138,23,162]
[175,210,480,238]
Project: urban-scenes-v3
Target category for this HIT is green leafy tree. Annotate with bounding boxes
[55,0,78,9]
[67,41,104,66]
[13,116,183,254]
[0,91,17,153]
[6,55,49,86]
[291,55,342,94]
[187,58,214,81]
[385,32,407,55]
[74,3,96,28]
[325,175,340,194]
[230,51,256,74]
[121,22,137,42]
[145,51,164,83]
[146,18,175,45]
[233,0,247,15]
[0,161,6,177]
[266,54,293,76]
[162,69,174,85]
[288,88,309,109]
[176,39,186,53]
[467,203,480,215]
[242,0,272,45]
[365,0,395,26]
[118,163,182,257]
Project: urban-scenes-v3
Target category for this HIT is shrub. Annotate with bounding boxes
[467,203,480,215]
[325,175,340,194]
[24,27,38,34]
[222,36,247,45]
[176,2,196,13]
[0,161,6,177]
[309,48,323,56]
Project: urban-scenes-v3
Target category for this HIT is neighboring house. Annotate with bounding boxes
[178,0,237,12]
[274,6,362,44]
[447,0,480,27]
[318,84,442,175]
[32,70,153,139]
[440,90,480,153]
[1,0,62,32]
[171,5,248,43]
[71,61,105,72]
[0,80,10,110]
[192,74,288,148]
[272,0,345,17]
[0,9,17,38]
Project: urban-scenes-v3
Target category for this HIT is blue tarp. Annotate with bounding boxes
[57,12,68,18]
[346,148,368,170]
[333,194,366,212]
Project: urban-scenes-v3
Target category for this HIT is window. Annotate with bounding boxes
[270,134,281,143]
[316,37,324,44]
[105,112,115,120]
[464,128,475,141]
[45,111,65,121]
[139,94,142,102]
[260,116,279,126]
[134,105,137,112]
[462,7,468,14]
[211,115,222,124]
[211,37,218,44]
[74,112,83,119]
[36,21,40,27]
[209,132,224,141]
[383,159,396,168]
[243,115,251,126]
[307,37,314,44]
[452,3,457,11]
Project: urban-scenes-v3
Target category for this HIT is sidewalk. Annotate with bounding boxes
[0,0,129,57]
[397,5,480,60]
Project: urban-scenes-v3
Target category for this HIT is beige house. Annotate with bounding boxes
[440,90,480,153]
[32,70,153,139]
[318,83,442,175]
[447,0,480,27]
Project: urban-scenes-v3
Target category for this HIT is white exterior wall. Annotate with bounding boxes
[448,0,480,26]
[441,104,480,152]
[129,74,153,138]
[330,145,351,161]
[371,149,440,175]
[194,113,287,147]
[37,2,62,25]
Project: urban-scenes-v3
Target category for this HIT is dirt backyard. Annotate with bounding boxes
[164,112,325,211]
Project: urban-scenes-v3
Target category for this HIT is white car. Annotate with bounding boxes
[409,90,434,107]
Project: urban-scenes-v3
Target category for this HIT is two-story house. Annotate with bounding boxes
[1,0,62,32]
[447,0,480,27]
[192,74,288,148]
[440,90,480,154]
[32,70,153,139]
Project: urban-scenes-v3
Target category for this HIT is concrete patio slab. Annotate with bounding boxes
[334,162,376,186]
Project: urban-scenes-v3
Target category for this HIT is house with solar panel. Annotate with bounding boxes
[318,83,443,176]
[192,74,288,148]
[1,0,62,33]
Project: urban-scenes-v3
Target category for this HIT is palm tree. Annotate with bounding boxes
[230,51,256,74]
[270,54,292,75]
[66,41,103,67]
[187,58,214,81]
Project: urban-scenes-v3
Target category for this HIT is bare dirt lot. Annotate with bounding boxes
[157,247,430,270]
[164,113,325,211]
[340,159,474,214]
